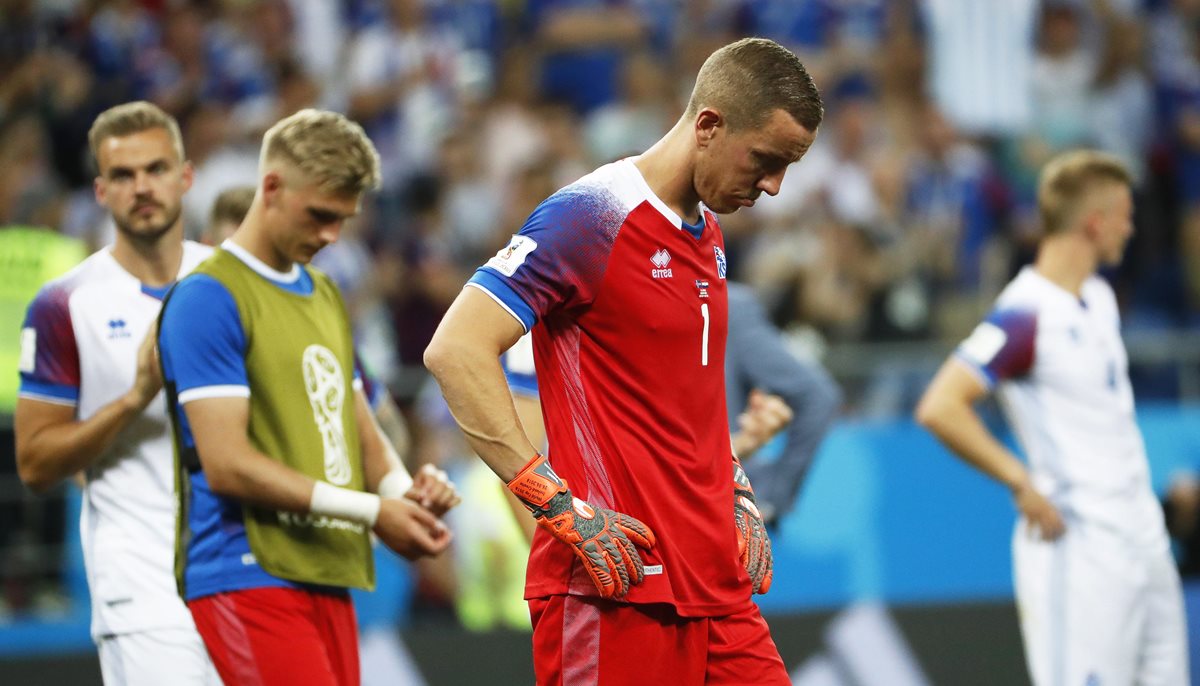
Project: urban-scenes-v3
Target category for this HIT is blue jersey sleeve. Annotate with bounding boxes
[159,274,248,403]
[352,352,382,410]
[955,308,1037,387]
[501,332,539,398]
[468,185,622,331]
[18,282,80,404]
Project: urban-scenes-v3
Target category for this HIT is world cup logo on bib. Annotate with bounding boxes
[302,345,352,485]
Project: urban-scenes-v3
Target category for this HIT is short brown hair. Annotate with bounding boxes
[209,185,256,228]
[685,38,824,133]
[260,109,382,196]
[1037,150,1132,235]
[88,101,185,167]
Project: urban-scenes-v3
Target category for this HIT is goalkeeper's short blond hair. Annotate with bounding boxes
[1037,150,1131,236]
[260,109,382,196]
[684,37,823,133]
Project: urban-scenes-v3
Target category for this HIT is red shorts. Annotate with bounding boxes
[529,595,788,686]
[188,587,359,686]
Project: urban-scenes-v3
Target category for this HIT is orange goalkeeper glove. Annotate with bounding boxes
[507,453,656,599]
[733,455,773,594]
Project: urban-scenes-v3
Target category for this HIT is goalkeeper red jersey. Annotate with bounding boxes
[467,159,753,617]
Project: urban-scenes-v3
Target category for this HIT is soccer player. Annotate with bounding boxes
[157,109,457,686]
[202,184,255,245]
[726,281,841,527]
[424,37,822,684]
[14,102,220,684]
[915,150,1189,685]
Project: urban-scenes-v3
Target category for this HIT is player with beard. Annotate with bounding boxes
[15,101,220,684]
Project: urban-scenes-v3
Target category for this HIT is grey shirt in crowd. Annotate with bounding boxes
[725,282,841,525]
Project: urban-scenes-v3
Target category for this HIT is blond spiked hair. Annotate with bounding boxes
[260,109,382,196]
[1038,150,1131,236]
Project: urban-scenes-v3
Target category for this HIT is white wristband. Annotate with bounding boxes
[377,469,414,499]
[310,481,381,527]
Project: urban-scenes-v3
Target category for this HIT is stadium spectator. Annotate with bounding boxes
[346,0,464,195]
[202,184,254,245]
[1087,4,1153,186]
[899,101,1006,340]
[157,109,457,686]
[478,46,552,189]
[425,37,822,684]
[437,128,505,270]
[922,0,1039,139]
[583,50,676,164]
[725,282,842,526]
[14,101,219,682]
[135,4,270,118]
[1160,6,1200,313]
[179,103,261,239]
[916,150,1189,685]
[525,0,650,115]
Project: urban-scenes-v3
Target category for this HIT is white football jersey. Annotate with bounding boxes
[956,266,1167,552]
[19,241,213,638]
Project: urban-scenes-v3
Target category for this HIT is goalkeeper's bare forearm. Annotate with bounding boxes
[426,287,657,598]
[424,286,542,481]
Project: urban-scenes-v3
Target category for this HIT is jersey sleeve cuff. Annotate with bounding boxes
[178,385,251,405]
[952,352,995,390]
[18,379,79,405]
[506,374,540,398]
[467,270,536,332]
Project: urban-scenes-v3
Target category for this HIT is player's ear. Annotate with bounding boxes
[261,171,284,207]
[1081,208,1105,244]
[180,160,195,193]
[93,174,107,207]
[695,108,722,148]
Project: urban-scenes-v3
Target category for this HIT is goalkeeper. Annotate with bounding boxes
[425,37,821,685]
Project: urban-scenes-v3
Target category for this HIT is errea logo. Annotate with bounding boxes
[107,318,131,339]
[650,248,673,279]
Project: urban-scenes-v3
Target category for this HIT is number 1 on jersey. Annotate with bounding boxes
[700,303,710,366]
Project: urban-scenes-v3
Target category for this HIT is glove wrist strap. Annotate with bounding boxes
[507,453,568,510]
[732,455,754,495]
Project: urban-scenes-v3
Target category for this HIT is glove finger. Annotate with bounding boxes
[738,511,758,573]
[759,539,774,594]
[615,530,645,586]
[579,540,618,599]
[758,525,774,593]
[614,513,657,549]
[598,535,631,598]
[746,523,763,586]
[735,513,750,566]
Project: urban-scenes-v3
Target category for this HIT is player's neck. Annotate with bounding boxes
[110,223,185,288]
[230,215,293,273]
[1034,235,1097,297]
[633,124,704,224]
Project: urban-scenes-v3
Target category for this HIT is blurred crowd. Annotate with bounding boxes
[5,0,1200,623]
[6,0,1200,408]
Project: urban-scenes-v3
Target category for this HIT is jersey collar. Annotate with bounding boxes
[221,240,302,284]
